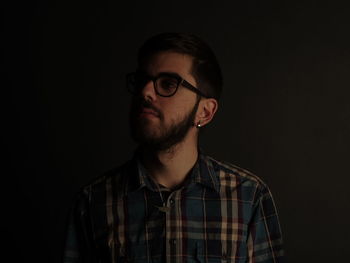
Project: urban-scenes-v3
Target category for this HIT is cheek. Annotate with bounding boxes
[165,104,193,124]
[159,92,197,123]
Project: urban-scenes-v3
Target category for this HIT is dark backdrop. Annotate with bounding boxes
[3,0,350,262]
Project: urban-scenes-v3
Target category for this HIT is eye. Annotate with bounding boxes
[135,74,150,89]
[158,76,178,90]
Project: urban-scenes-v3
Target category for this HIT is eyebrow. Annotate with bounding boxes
[133,70,209,98]
[136,70,199,91]
[137,70,183,78]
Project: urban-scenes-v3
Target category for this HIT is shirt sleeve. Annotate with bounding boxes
[63,188,98,263]
[247,184,284,263]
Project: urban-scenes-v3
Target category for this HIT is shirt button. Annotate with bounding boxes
[169,199,175,205]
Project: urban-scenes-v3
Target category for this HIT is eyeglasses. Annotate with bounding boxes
[126,71,209,98]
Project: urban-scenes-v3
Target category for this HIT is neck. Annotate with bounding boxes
[139,134,199,189]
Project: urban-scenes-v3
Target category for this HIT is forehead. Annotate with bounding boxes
[140,51,194,78]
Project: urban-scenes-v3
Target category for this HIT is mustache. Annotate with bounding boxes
[134,99,163,118]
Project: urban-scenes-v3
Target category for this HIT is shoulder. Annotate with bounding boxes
[209,156,264,184]
[204,155,271,198]
[78,160,134,198]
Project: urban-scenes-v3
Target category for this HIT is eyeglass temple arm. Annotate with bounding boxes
[181,80,209,98]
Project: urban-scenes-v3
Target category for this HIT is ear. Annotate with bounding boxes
[195,98,218,127]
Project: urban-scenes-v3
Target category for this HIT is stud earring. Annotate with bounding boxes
[196,121,202,128]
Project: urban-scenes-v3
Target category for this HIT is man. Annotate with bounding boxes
[63,33,284,263]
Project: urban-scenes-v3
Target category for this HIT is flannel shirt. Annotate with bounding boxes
[63,152,284,263]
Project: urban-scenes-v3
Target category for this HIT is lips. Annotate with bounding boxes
[139,107,160,118]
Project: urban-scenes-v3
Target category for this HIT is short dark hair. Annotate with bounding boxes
[137,32,223,100]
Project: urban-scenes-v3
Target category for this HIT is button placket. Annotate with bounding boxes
[165,191,177,262]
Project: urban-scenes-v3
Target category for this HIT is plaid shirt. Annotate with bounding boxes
[63,152,284,263]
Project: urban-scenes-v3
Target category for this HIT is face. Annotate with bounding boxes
[129,51,200,151]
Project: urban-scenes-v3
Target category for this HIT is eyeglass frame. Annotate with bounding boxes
[126,71,210,98]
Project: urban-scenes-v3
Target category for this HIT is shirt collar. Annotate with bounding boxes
[189,153,220,192]
[128,150,220,193]
[136,158,159,191]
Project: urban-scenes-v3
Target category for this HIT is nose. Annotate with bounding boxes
[140,80,157,101]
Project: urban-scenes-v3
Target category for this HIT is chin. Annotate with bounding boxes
[131,122,160,143]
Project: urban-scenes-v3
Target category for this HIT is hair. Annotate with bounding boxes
[137,32,223,101]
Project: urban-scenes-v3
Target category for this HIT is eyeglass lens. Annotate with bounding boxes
[129,73,180,97]
[156,76,178,96]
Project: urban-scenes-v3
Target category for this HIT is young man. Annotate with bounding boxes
[63,33,284,263]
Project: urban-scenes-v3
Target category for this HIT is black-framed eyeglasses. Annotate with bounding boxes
[126,71,209,98]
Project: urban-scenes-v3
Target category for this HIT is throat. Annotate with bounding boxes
[140,141,199,189]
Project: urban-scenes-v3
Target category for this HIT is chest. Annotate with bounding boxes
[92,187,253,262]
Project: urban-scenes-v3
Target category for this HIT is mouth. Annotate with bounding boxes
[139,107,160,118]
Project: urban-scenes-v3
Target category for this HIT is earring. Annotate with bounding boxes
[196,121,202,128]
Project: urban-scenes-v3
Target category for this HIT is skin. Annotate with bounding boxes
[134,51,218,189]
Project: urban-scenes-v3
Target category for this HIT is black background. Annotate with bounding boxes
[3,0,350,262]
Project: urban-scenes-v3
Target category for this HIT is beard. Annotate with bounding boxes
[129,98,200,152]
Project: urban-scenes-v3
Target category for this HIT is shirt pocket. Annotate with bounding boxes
[195,242,247,263]
[125,243,150,263]
[197,256,247,263]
